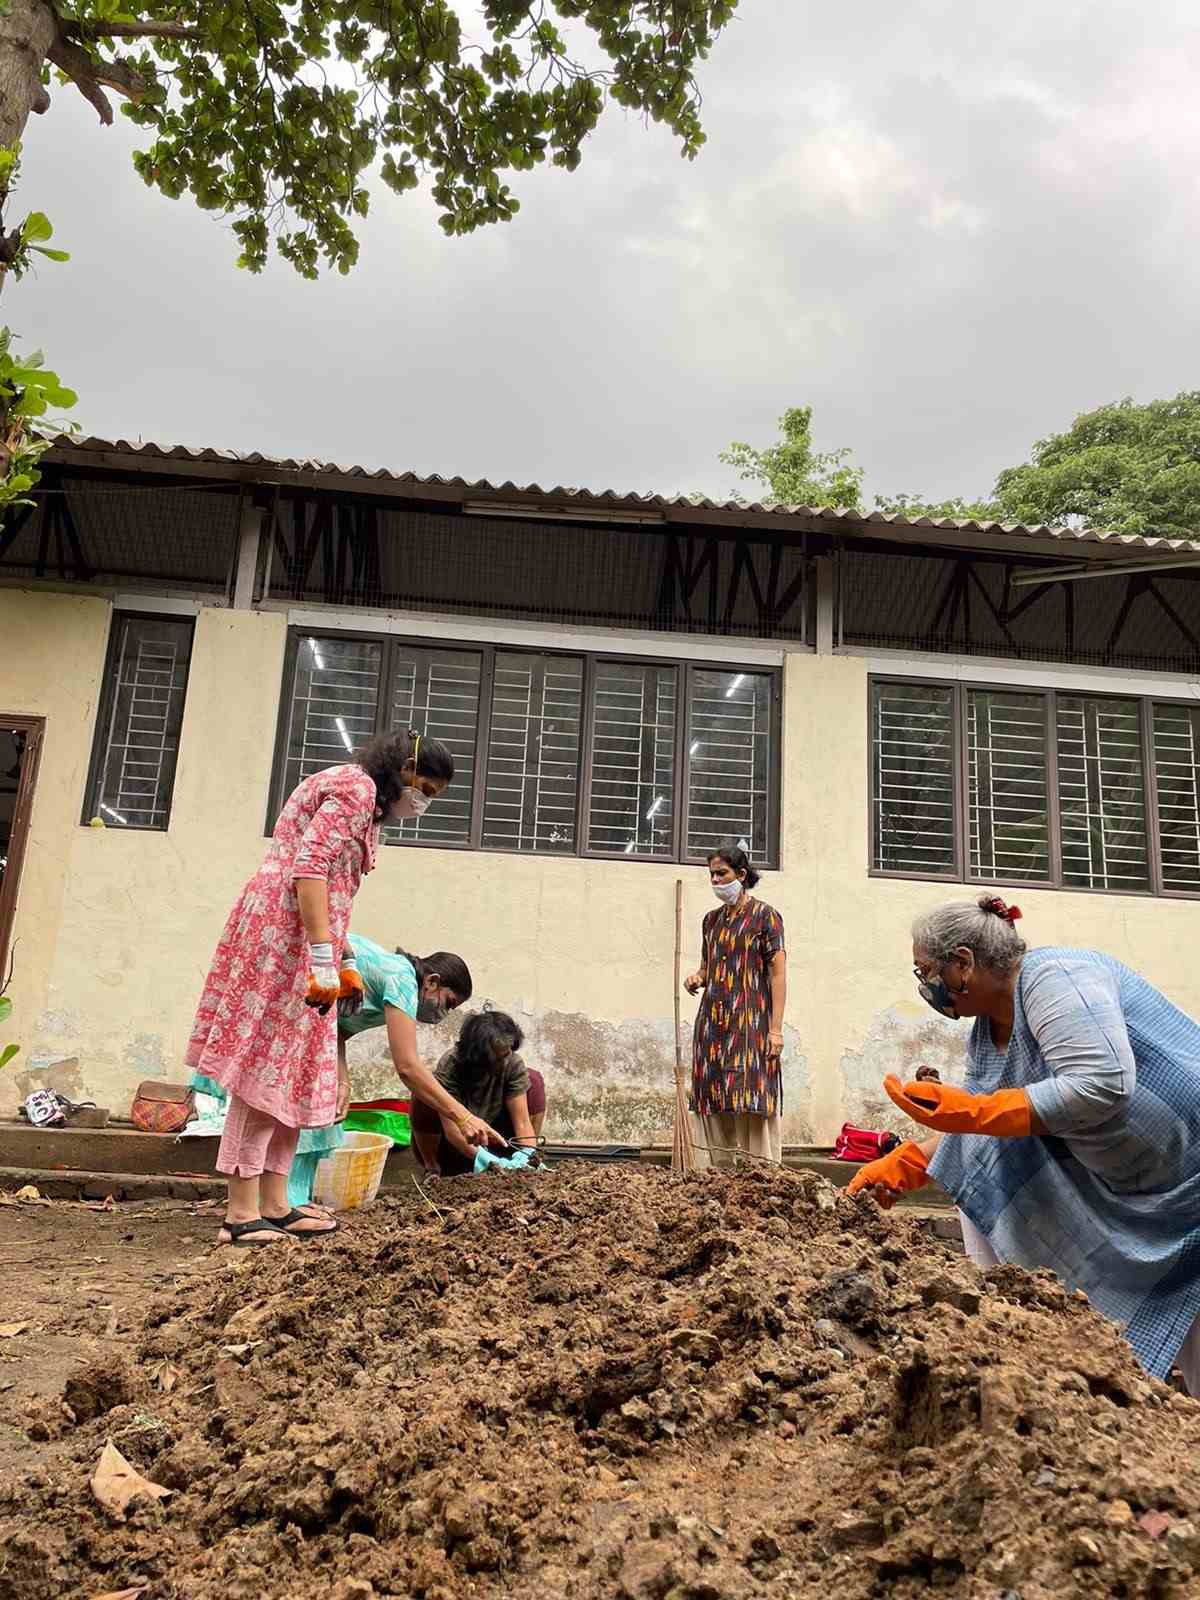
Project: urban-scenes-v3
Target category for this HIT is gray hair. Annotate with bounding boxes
[912,894,1028,975]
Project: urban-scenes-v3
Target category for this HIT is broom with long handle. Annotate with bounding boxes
[671,877,697,1172]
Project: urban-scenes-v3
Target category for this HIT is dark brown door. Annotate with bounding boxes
[0,715,44,979]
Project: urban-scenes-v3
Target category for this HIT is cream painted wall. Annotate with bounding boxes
[5,599,1200,1142]
[0,601,289,1113]
[0,589,112,1104]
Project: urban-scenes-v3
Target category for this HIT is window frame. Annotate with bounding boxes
[81,608,197,833]
[268,626,782,866]
[867,673,1194,900]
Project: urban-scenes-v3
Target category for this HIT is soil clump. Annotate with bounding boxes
[2,1163,1198,1599]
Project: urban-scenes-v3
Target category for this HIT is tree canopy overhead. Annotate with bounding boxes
[0,0,739,276]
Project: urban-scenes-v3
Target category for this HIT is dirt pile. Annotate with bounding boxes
[2,1164,1199,1599]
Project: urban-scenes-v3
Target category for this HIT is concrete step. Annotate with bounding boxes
[0,1121,954,1221]
[0,1121,952,1207]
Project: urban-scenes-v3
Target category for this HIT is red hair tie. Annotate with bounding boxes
[985,897,1022,924]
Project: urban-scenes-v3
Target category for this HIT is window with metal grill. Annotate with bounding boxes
[968,689,1051,883]
[872,676,1200,898]
[686,669,773,863]
[483,653,584,852]
[871,681,956,876]
[1152,701,1200,892]
[385,647,482,847]
[271,630,780,863]
[279,634,383,802]
[83,613,195,830]
[1056,696,1149,892]
[587,661,677,857]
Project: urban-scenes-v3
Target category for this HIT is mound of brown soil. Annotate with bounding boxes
[1,1164,1198,1599]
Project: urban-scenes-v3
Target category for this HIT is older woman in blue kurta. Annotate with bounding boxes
[849,894,1200,1394]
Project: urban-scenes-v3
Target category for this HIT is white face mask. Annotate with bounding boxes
[395,786,431,820]
[713,879,743,905]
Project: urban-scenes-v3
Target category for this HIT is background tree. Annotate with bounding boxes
[872,490,997,520]
[991,393,1200,538]
[724,393,1200,536]
[0,0,740,277]
[719,405,864,510]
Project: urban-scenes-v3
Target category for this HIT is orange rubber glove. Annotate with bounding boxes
[846,1140,931,1201]
[884,1074,1031,1137]
[337,952,365,1017]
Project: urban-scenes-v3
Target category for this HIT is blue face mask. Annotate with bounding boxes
[916,964,965,1019]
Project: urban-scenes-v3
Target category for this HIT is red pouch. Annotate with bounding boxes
[832,1123,899,1163]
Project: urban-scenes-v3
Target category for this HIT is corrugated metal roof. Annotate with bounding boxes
[46,433,1200,556]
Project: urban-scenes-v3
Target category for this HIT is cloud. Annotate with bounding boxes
[17,1,1200,505]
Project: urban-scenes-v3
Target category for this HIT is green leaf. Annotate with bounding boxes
[0,1043,18,1070]
[0,996,10,1024]
[21,210,53,244]
[30,245,69,263]
[89,0,738,274]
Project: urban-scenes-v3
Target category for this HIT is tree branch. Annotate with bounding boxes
[80,20,200,40]
[47,30,149,125]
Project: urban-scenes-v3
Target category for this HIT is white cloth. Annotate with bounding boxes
[959,1209,1200,1398]
[176,1091,226,1138]
[689,1112,782,1169]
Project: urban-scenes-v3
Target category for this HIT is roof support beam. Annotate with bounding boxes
[1011,555,1200,586]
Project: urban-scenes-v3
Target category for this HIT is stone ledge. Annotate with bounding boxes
[0,1122,954,1212]
[0,1165,224,1202]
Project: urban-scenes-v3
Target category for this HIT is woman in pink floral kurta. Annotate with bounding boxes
[188,735,500,1247]
[187,763,378,1127]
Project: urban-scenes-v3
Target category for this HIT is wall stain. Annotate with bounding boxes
[839,1007,971,1137]
[12,1055,85,1103]
[345,1002,812,1147]
[122,1034,166,1082]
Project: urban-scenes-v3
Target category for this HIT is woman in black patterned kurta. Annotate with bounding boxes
[685,842,787,1165]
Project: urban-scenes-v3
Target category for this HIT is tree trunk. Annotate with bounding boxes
[0,0,55,150]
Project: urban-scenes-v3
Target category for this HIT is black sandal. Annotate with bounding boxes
[218,1217,287,1248]
[262,1208,339,1239]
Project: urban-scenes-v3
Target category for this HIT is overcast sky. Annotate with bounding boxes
[22,2,1200,504]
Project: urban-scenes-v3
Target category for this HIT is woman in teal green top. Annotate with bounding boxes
[191,935,476,1234]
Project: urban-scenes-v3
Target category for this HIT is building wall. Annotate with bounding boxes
[4,588,1200,1143]
[0,589,113,1103]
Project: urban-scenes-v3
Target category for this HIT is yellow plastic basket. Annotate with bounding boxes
[311,1131,391,1212]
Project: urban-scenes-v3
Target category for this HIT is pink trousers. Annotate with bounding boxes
[216,1094,300,1179]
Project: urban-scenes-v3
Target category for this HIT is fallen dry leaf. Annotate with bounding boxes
[146,1359,179,1393]
[1140,1510,1173,1540]
[84,1196,117,1212]
[0,1323,30,1338]
[89,1588,147,1600]
[91,1441,171,1521]
[15,1184,51,1206]
[221,1341,264,1358]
